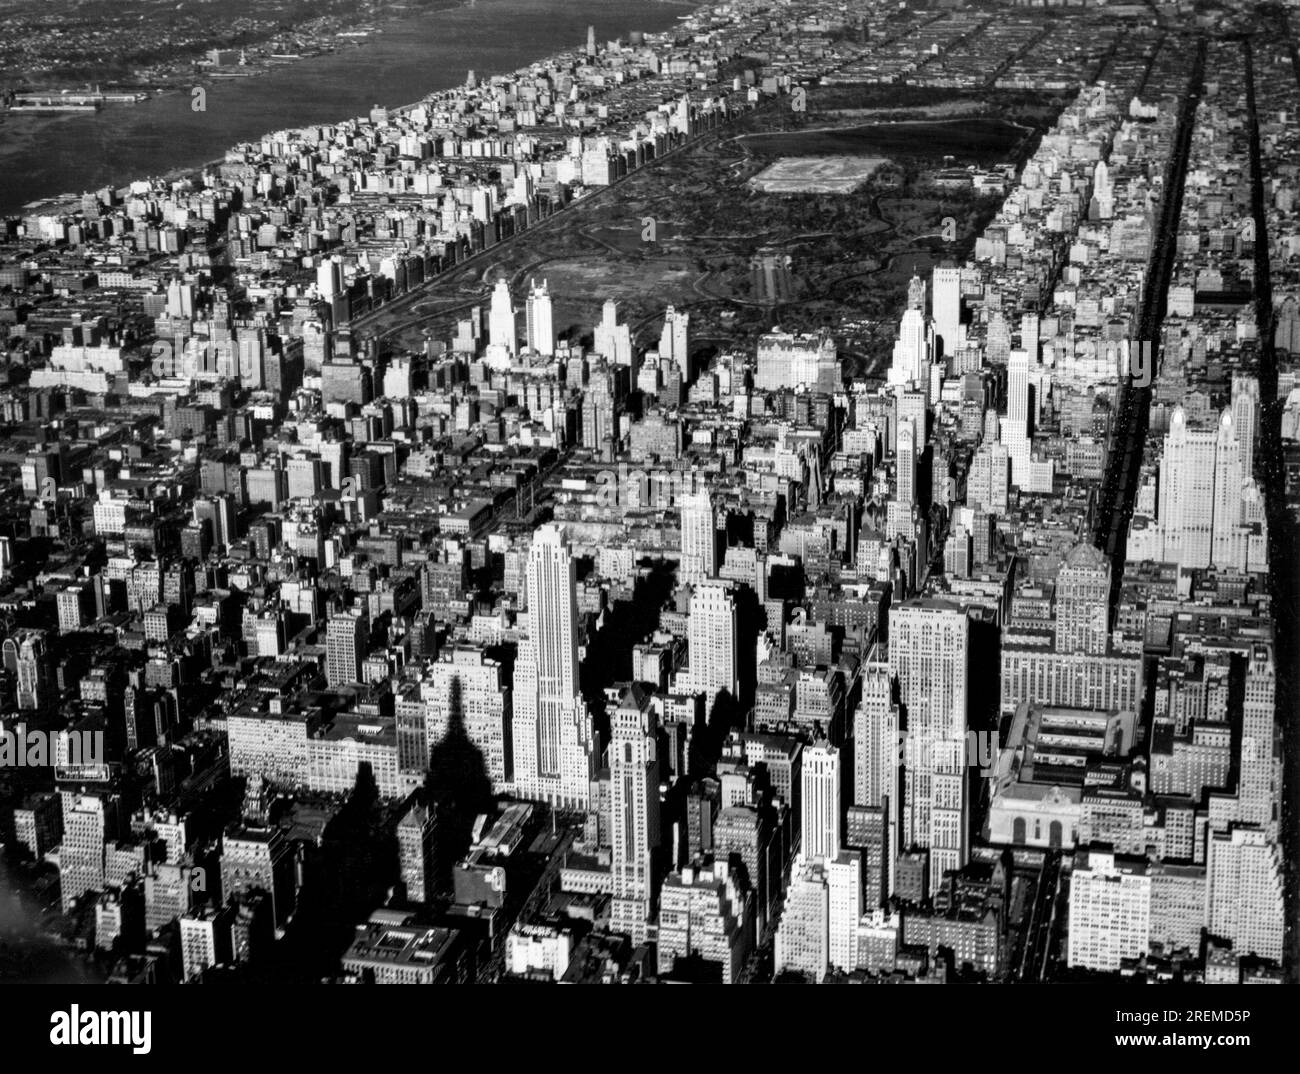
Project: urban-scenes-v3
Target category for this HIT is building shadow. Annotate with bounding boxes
[425,676,494,894]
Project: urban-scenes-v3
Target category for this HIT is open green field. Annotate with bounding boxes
[750,155,890,194]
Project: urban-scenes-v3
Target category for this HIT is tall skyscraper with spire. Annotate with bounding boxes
[1231,374,1259,483]
[889,599,970,891]
[853,650,900,903]
[1149,406,1262,571]
[609,685,660,944]
[525,278,554,356]
[1211,410,1243,568]
[896,417,918,510]
[907,271,926,312]
[512,525,594,807]
[659,306,690,384]
[985,310,1011,366]
[1158,406,1217,568]
[1237,643,1279,836]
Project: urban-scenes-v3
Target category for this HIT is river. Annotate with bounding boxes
[0,0,695,216]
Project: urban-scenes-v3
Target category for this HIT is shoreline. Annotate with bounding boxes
[10,0,707,219]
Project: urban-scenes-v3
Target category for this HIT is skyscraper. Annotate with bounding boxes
[1206,826,1284,962]
[986,310,1011,366]
[825,852,862,973]
[5,629,49,711]
[679,488,716,586]
[888,307,932,388]
[774,850,862,980]
[889,600,970,891]
[316,256,342,301]
[512,525,594,807]
[894,386,927,456]
[593,299,632,366]
[609,686,660,945]
[1020,312,1040,363]
[853,652,899,900]
[657,859,752,982]
[524,278,554,356]
[685,579,739,704]
[1090,159,1114,219]
[397,797,436,904]
[896,417,918,510]
[489,278,516,356]
[220,825,295,930]
[422,647,512,793]
[968,439,1010,515]
[1007,348,1030,432]
[931,265,962,360]
[1054,542,1111,656]
[1211,410,1242,569]
[60,793,107,912]
[906,271,926,312]
[180,905,234,981]
[1237,643,1278,835]
[801,743,841,863]
[659,305,690,383]
[1231,374,1259,484]
[1002,347,1031,484]
[774,863,828,980]
[1159,406,1217,567]
[1066,847,1151,971]
[1153,406,1259,571]
[326,611,367,686]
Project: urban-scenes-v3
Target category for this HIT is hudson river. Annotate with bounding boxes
[0,0,692,216]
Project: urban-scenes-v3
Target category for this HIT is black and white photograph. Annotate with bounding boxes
[0,0,1296,1043]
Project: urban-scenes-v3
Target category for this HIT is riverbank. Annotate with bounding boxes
[0,0,698,217]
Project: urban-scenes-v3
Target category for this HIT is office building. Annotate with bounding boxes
[684,579,739,704]
[800,742,841,864]
[326,611,367,686]
[489,278,516,356]
[889,600,970,891]
[524,278,554,356]
[512,525,594,808]
[1054,542,1111,656]
[1206,826,1284,963]
[679,488,716,586]
[1067,847,1151,972]
[608,686,660,945]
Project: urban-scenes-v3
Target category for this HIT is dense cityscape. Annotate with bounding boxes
[0,0,1296,991]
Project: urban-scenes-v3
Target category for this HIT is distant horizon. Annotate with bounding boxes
[1,0,699,216]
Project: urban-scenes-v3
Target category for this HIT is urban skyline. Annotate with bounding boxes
[0,0,1297,990]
